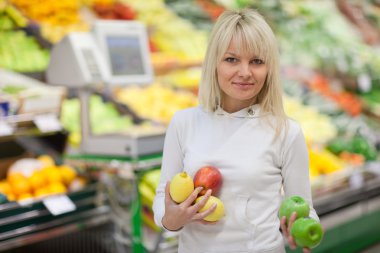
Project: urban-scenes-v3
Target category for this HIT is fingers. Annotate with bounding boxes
[280,213,297,250]
[190,189,212,211]
[193,202,217,221]
[288,236,297,250]
[164,181,172,205]
[303,248,311,253]
[182,186,204,206]
[281,213,311,252]
[280,216,288,237]
[288,212,299,250]
[288,212,297,234]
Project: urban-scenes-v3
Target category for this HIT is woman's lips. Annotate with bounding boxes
[232,82,254,86]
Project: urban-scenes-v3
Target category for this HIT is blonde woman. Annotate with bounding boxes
[153,8,319,253]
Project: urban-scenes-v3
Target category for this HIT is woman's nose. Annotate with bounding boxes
[238,63,252,77]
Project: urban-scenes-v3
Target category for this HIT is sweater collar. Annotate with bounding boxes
[215,104,263,118]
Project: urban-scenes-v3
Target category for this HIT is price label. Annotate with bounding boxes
[357,74,372,93]
[34,114,62,133]
[43,195,76,216]
[0,121,14,136]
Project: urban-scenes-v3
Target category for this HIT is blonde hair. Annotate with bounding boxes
[198,8,288,139]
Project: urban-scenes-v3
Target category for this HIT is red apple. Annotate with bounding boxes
[193,166,222,196]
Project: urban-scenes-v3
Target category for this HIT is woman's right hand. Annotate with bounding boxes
[161,181,217,231]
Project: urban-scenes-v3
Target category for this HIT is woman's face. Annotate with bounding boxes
[216,39,268,113]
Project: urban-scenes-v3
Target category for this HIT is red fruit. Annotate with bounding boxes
[194,166,223,196]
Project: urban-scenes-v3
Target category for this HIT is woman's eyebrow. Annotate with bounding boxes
[225,52,238,56]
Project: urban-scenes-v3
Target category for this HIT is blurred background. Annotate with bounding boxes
[0,0,380,252]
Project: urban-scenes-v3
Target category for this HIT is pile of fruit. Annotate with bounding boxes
[0,3,27,29]
[327,135,378,162]
[308,147,346,181]
[115,83,198,125]
[0,155,86,203]
[284,95,338,145]
[0,30,49,72]
[139,169,161,230]
[157,67,202,92]
[91,1,136,20]
[10,0,82,25]
[60,95,134,146]
[10,0,89,43]
[170,166,225,222]
[307,74,363,117]
[123,0,209,66]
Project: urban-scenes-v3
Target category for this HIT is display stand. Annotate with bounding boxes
[43,20,167,252]
[64,153,163,253]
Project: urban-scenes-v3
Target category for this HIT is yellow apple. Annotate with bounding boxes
[195,195,225,222]
[169,172,194,203]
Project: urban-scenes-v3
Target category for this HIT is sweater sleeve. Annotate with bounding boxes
[152,113,185,228]
[281,126,319,222]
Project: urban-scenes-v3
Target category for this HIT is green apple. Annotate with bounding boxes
[279,195,310,223]
[291,217,324,248]
[169,172,194,203]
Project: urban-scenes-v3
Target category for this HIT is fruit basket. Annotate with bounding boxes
[0,181,111,252]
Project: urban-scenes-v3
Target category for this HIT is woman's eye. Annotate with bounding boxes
[252,58,264,64]
[225,57,237,63]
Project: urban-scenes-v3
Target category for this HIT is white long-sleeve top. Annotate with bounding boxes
[153,104,319,253]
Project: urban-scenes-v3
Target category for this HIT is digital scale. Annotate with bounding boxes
[46,20,165,159]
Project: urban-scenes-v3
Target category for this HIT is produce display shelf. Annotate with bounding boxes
[0,113,66,142]
[0,182,111,252]
[63,154,162,253]
[64,153,163,172]
[314,176,380,216]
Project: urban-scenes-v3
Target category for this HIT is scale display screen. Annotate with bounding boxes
[106,36,145,76]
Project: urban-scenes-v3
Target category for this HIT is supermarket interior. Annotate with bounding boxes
[1,0,380,252]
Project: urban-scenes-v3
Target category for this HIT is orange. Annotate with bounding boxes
[29,171,47,191]
[18,193,34,201]
[48,182,67,195]
[45,168,63,184]
[34,187,50,199]
[7,173,27,184]
[37,155,55,167]
[10,178,31,197]
[6,193,16,201]
[59,165,77,185]
[0,180,12,194]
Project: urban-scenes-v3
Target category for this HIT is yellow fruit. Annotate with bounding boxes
[195,196,225,222]
[48,182,67,195]
[169,172,194,203]
[45,168,63,184]
[29,171,47,191]
[6,193,16,201]
[18,193,34,201]
[59,165,77,185]
[38,155,55,167]
[34,187,50,199]
[10,178,31,197]
[0,180,12,194]
[7,173,26,184]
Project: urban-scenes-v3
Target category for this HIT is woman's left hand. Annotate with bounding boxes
[280,212,311,253]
